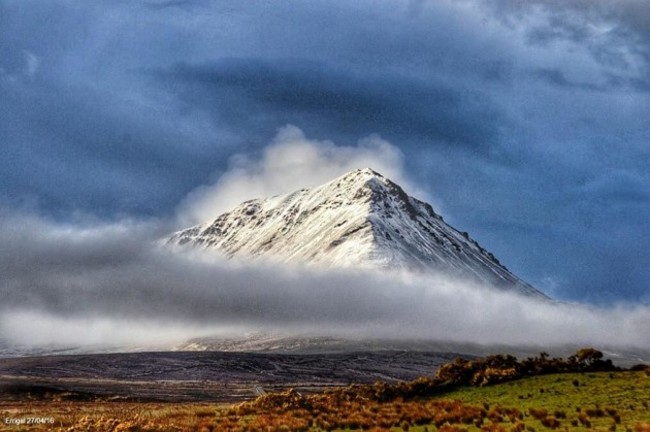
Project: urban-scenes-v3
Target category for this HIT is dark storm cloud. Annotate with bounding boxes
[481,0,650,88]
[152,58,501,149]
[143,0,206,10]
[1,78,209,216]
[1,113,214,217]
[580,170,650,204]
[531,68,601,91]
[0,1,232,216]
[0,0,648,304]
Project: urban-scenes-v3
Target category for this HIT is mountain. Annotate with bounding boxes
[169,168,546,298]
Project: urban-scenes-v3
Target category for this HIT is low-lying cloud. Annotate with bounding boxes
[1,211,648,353]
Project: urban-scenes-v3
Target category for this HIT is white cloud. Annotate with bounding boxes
[176,125,429,226]
[0,311,218,349]
[1,211,649,353]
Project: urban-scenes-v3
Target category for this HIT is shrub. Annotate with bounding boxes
[512,421,526,432]
[528,408,548,420]
[540,416,560,429]
[635,423,650,432]
[628,364,649,372]
[586,407,605,417]
[575,348,604,364]
[482,424,507,432]
[577,413,590,426]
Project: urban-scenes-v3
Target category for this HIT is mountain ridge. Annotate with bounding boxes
[170,168,546,298]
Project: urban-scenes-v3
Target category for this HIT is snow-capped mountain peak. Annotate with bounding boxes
[169,168,546,298]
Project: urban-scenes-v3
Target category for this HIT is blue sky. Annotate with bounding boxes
[1,0,649,304]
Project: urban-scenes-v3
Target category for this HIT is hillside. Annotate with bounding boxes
[170,168,545,297]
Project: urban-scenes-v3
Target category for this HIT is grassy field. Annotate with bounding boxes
[443,371,650,432]
[2,368,649,431]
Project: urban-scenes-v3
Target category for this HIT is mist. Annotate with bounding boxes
[176,125,432,226]
[1,211,648,352]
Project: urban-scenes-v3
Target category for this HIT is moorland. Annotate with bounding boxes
[2,349,649,431]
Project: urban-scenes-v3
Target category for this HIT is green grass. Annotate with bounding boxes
[438,371,650,432]
[309,371,650,432]
[332,371,650,432]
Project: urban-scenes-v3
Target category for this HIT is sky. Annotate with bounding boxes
[1,0,649,350]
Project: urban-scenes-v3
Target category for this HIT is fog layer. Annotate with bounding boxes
[1,212,648,351]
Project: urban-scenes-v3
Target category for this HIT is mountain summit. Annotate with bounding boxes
[170,168,546,297]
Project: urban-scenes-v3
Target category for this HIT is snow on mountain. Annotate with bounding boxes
[169,168,546,298]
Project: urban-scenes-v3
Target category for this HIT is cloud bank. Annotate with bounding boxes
[1,211,648,353]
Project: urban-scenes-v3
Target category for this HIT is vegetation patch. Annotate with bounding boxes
[2,348,648,432]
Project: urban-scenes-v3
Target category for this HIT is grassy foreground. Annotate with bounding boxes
[444,371,650,432]
[1,351,649,432]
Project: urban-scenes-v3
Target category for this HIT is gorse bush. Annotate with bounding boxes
[435,348,618,389]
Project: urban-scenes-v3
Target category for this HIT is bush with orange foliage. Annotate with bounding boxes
[635,423,650,432]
